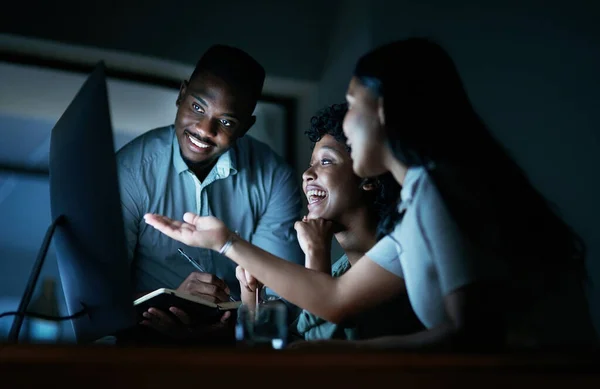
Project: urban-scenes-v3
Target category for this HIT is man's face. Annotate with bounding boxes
[174,71,256,171]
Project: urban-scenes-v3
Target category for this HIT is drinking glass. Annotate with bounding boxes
[236,299,287,349]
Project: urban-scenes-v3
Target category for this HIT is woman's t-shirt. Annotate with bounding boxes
[367,166,505,328]
[366,166,597,348]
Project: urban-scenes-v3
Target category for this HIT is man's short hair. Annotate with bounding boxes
[191,45,265,109]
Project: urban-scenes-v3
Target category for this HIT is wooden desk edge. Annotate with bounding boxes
[1,343,599,369]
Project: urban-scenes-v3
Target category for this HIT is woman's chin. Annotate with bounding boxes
[354,164,383,180]
[305,211,320,220]
[352,162,369,178]
[306,208,327,220]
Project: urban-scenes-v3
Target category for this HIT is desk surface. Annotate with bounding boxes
[1,343,599,388]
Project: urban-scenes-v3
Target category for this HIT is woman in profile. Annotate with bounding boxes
[145,38,596,350]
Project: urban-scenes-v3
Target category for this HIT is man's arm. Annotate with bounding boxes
[117,165,143,262]
[250,164,304,320]
[250,164,304,265]
[116,163,144,298]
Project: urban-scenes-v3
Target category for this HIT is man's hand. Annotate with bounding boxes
[177,271,232,303]
[139,271,233,339]
[140,306,191,339]
[141,306,232,339]
[294,216,333,272]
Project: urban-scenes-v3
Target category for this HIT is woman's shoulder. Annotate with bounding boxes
[402,166,442,207]
[402,166,456,232]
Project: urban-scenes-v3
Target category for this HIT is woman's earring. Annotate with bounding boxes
[378,98,386,126]
[361,178,379,191]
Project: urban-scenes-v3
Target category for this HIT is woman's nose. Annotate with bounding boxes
[302,166,316,182]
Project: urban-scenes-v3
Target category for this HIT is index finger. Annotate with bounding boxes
[220,310,232,323]
[144,214,181,228]
[294,221,302,231]
[144,214,196,242]
[147,307,177,326]
[244,269,258,291]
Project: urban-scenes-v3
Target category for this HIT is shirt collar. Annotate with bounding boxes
[214,147,237,179]
[171,127,238,178]
[172,128,188,174]
[398,166,426,211]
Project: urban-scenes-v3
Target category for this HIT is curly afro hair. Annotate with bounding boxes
[305,103,350,152]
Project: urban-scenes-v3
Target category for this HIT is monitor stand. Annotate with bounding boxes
[8,215,67,343]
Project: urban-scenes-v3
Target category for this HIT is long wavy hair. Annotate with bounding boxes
[354,38,587,295]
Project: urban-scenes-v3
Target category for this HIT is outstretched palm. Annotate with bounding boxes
[144,212,229,251]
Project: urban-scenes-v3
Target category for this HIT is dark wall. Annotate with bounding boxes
[1,0,339,81]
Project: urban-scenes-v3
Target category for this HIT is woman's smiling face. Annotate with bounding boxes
[302,134,365,221]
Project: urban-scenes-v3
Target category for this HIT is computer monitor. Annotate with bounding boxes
[48,61,136,343]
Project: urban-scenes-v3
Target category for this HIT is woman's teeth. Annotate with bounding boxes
[306,190,326,204]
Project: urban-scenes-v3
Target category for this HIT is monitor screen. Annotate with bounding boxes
[50,62,136,343]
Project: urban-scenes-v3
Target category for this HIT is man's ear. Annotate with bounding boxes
[176,80,189,106]
[238,115,256,138]
[377,96,385,126]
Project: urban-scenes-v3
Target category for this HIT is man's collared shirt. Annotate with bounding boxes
[116,125,304,298]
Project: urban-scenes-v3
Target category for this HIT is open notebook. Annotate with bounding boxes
[134,288,241,325]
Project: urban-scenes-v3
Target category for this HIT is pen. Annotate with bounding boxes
[177,248,237,302]
[177,247,207,273]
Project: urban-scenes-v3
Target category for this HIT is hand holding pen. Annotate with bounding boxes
[177,248,237,302]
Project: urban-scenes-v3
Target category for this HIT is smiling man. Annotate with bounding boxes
[115,45,303,340]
